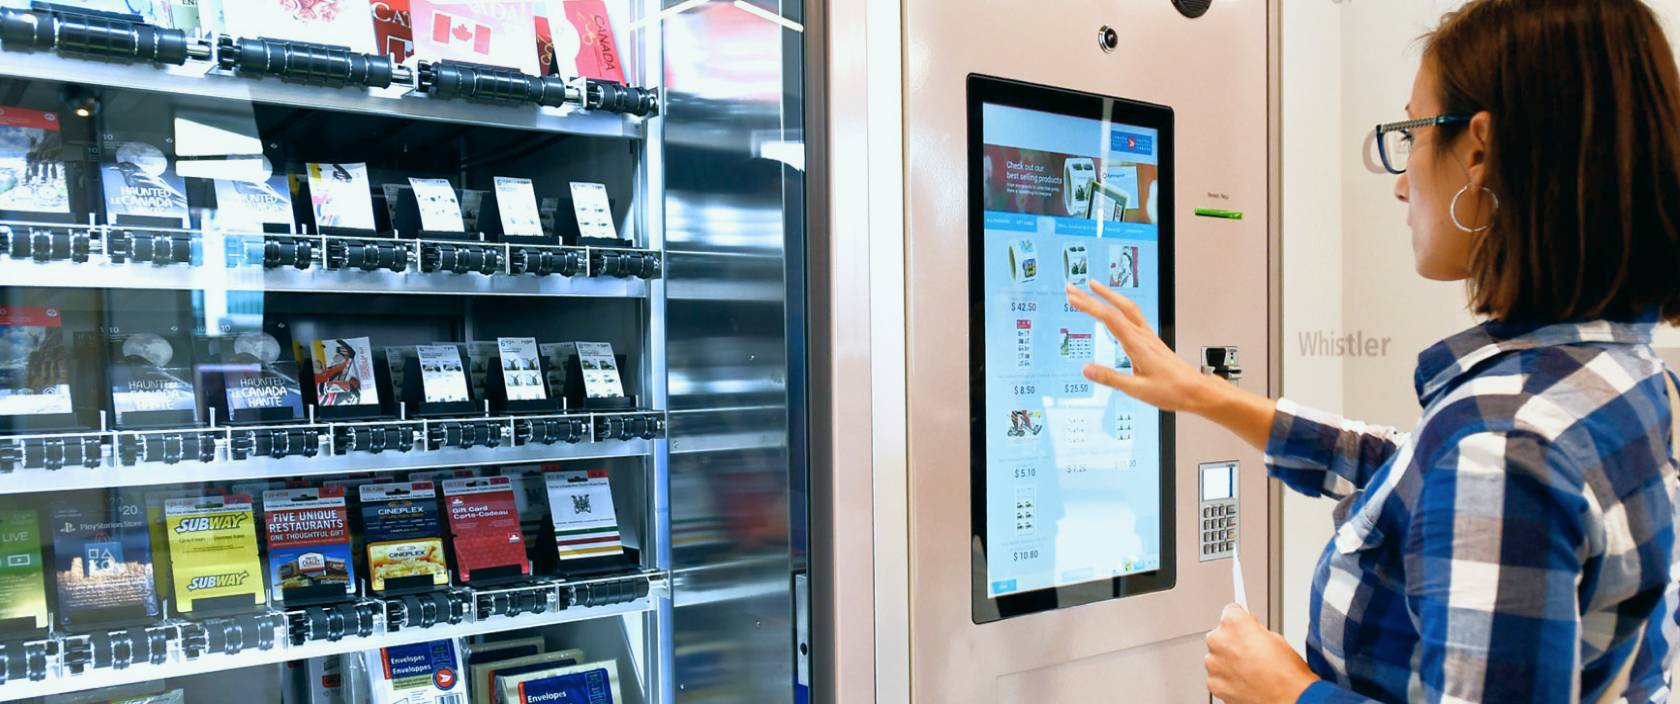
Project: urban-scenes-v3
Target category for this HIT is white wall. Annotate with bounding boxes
[1278,0,1343,651]
[1279,0,1680,650]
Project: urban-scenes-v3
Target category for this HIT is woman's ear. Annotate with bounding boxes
[1465,110,1494,188]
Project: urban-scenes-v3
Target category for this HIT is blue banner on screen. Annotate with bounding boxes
[1110,130,1155,156]
[979,102,1164,599]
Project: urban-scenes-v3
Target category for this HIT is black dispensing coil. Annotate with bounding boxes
[1172,0,1212,18]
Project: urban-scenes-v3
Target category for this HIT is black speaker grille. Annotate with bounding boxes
[1172,0,1212,18]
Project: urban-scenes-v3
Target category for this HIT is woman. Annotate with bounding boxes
[1068,1,1680,701]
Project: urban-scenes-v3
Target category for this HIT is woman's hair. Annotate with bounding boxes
[1426,0,1680,324]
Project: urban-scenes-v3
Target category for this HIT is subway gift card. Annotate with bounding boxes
[264,487,356,603]
[164,494,265,614]
[360,481,449,593]
[442,476,530,584]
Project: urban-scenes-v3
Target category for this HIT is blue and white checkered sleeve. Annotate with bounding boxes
[1295,680,1377,704]
[1403,431,1587,703]
[1264,399,1409,500]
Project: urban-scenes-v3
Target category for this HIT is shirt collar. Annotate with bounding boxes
[1414,314,1658,405]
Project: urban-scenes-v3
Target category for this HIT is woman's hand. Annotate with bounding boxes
[1206,604,1319,704]
[1064,281,1221,414]
[1065,281,1279,450]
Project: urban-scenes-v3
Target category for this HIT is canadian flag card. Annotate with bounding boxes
[410,1,541,75]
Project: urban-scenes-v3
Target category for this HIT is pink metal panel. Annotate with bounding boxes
[901,0,1274,701]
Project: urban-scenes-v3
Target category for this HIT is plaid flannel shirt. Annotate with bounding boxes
[1267,316,1679,704]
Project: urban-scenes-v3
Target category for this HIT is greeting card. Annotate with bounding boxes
[410,1,540,75]
[222,0,377,54]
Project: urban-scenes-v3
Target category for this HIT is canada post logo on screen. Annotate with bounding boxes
[1110,130,1154,156]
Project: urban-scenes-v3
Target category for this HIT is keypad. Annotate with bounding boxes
[1199,499,1238,561]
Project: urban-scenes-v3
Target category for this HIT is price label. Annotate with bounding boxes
[1015,319,1033,370]
[1012,549,1040,562]
[1012,384,1037,396]
[1064,382,1091,394]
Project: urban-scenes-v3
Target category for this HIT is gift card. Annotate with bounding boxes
[164,494,266,613]
[0,106,70,216]
[0,306,71,417]
[264,487,356,601]
[442,476,530,582]
[52,495,160,625]
[545,469,621,561]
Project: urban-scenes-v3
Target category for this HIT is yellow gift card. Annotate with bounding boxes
[165,495,266,613]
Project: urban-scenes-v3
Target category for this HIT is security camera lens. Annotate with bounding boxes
[1099,26,1119,52]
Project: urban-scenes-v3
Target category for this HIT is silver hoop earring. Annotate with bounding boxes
[1450,185,1499,233]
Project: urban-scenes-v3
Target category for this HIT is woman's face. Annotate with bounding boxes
[1395,61,1490,281]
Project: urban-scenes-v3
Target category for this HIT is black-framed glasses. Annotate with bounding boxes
[1374,114,1471,175]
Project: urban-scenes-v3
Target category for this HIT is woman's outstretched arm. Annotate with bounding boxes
[1066,281,1407,497]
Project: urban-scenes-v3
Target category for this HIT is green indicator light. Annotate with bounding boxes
[1194,208,1244,220]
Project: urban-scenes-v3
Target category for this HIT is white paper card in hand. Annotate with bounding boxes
[570,182,619,240]
[1232,552,1248,611]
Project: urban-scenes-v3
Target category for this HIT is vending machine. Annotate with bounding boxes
[811,0,1279,701]
[0,0,808,702]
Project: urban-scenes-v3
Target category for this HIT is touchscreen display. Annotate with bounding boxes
[972,81,1173,610]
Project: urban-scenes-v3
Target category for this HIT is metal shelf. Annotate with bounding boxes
[0,224,657,298]
[664,250,786,302]
[0,410,665,495]
[2,255,651,298]
[0,48,640,139]
[665,279,784,302]
[668,431,783,455]
[666,407,785,455]
[0,571,666,702]
[672,556,788,608]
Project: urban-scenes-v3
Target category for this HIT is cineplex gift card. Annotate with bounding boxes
[361,481,449,592]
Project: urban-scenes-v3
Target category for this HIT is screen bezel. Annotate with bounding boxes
[967,74,1177,623]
